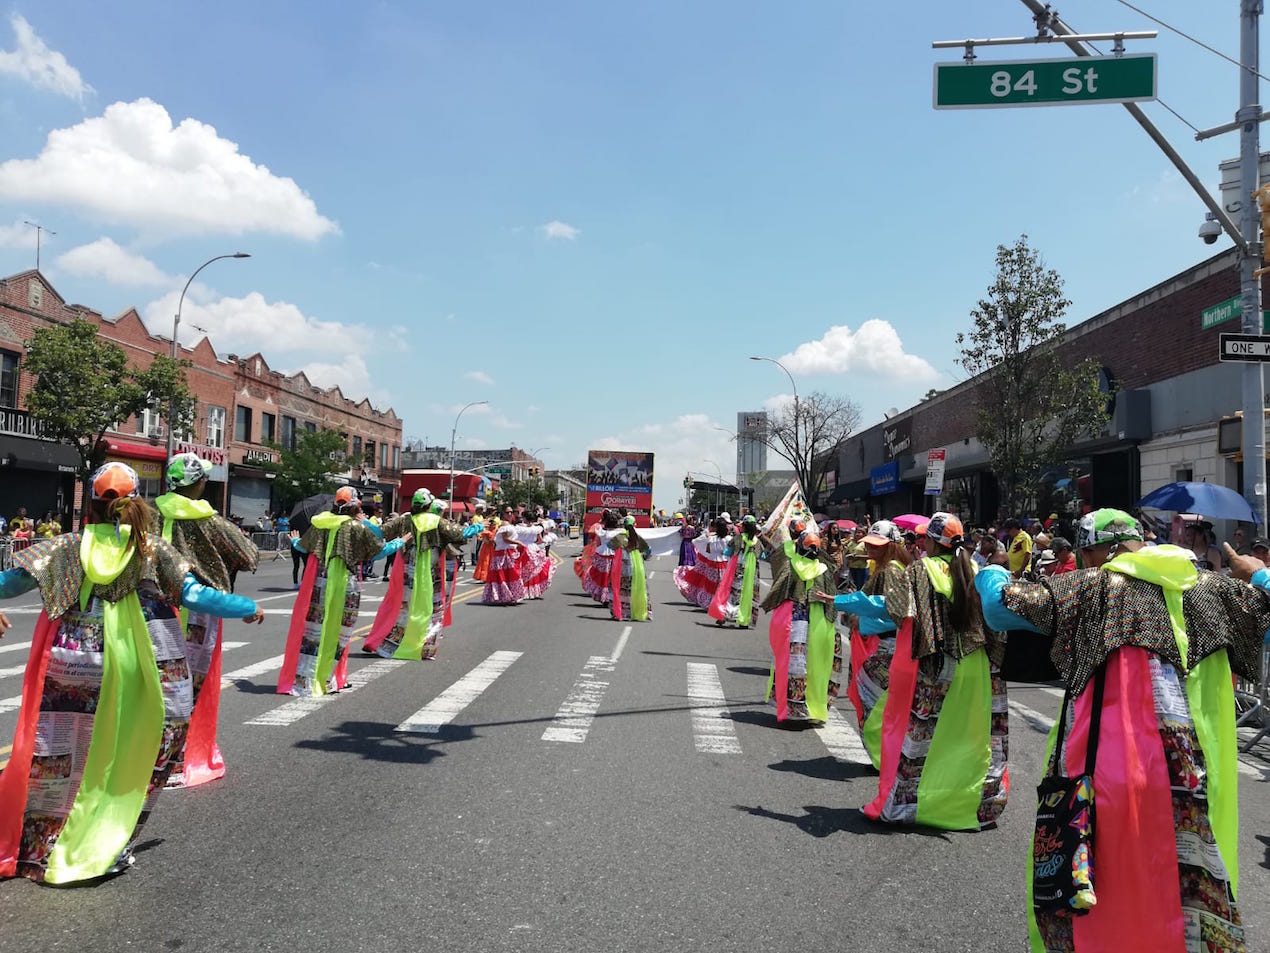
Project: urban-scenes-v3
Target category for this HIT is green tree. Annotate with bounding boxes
[262,427,349,510]
[490,478,557,512]
[956,236,1110,519]
[22,317,195,513]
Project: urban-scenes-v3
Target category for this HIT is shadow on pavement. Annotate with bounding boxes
[727,665,771,677]
[1257,834,1270,871]
[734,804,951,840]
[226,681,281,695]
[641,650,765,662]
[768,755,875,782]
[294,720,470,765]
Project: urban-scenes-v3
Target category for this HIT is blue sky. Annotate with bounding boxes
[0,2,1253,511]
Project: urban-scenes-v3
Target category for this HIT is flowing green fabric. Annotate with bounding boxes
[803,604,836,722]
[922,553,954,598]
[154,493,216,542]
[914,649,992,830]
[1102,545,1240,896]
[737,539,757,627]
[395,513,440,660]
[783,541,828,583]
[629,549,648,620]
[861,688,885,769]
[310,512,352,692]
[44,526,165,883]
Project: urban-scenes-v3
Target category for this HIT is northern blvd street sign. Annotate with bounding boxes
[933,54,1157,109]
[1219,333,1270,362]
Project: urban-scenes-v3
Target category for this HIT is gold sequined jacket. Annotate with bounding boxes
[381,514,466,554]
[760,544,837,612]
[299,520,383,570]
[1001,568,1270,697]
[158,513,258,593]
[13,533,189,620]
[888,557,1003,668]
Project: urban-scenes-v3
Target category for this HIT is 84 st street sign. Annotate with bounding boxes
[934,54,1157,109]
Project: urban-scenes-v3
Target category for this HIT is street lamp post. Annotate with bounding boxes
[749,355,800,491]
[704,459,723,515]
[167,253,251,474]
[448,401,488,506]
[713,425,750,514]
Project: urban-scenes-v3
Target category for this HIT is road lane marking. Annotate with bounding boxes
[0,662,27,680]
[815,707,873,765]
[395,650,522,734]
[686,662,741,754]
[611,625,631,663]
[0,694,21,714]
[244,658,407,726]
[0,639,32,655]
[542,655,614,743]
[221,654,287,688]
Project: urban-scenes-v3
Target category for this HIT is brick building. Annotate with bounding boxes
[0,268,403,524]
[826,247,1268,534]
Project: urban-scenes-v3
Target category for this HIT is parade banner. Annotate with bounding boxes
[760,482,813,546]
[585,450,654,527]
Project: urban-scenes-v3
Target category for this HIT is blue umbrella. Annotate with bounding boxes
[1135,482,1261,524]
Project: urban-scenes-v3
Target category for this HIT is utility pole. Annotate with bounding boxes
[1238,0,1267,528]
[22,221,54,270]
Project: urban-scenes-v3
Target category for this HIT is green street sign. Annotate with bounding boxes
[1201,295,1270,332]
[933,54,1156,109]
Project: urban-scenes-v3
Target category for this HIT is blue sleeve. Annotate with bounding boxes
[0,567,39,599]
[461,523,482,540]
[1252,568,1270,592]
[373,538,405,562]
[831,591,896,634]
[974,565,1044,634]
[362,519,385,541]
[181,574,257,618]
[291,536,308,555]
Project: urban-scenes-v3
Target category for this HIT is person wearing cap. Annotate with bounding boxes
[278,486,401,695]
[814,519,911,767]
[0,462,262,884]
[854,512,1008,830]
[672,516,731,610]
[708,514,762,628]
[977,508,1270,951]
[155,452,262,788]
[365,490,475,661]
[1250,536,1270,567]
[482,503,530,605]
[1048,536,1076,575]
[759,525,842,726]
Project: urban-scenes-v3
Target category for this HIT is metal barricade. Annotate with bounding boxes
[0,538,11,571]
[249,531,280,553]
[1239,638,1270,754]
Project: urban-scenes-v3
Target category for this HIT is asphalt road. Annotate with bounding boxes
[1,541,1268,953]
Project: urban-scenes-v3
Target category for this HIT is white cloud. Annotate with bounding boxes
[777,319,939,381]
[0,217,36,249]
[56,237,170,286]
[0,98,338,240]
[540,220,579,241]
[0,15,93,103]
[464,370,494,385]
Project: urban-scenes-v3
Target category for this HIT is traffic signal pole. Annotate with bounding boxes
[1238,0,1268,528]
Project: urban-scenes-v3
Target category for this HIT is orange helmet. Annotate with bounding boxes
[90,462,139,501]
[334,486,360,511]
[925,512,965,548]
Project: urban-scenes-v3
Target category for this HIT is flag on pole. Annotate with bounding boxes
[761,482,812,546]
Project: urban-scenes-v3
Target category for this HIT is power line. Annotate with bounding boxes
[1077,37,1200,135]
[1113,0,1270,83]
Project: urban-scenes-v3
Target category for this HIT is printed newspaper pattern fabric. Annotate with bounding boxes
[852,562,907,723]
[292,562,360,695]
[874,654,1009,829]
[165,608,221,787]
[376,534,443,661]
[778,603,844,722]
[16,593,193,882]
[1034,651,1244,953]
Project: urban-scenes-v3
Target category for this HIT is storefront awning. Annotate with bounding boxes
[0,434,80,473]
[101,438,168,461]
[827,478,871,503]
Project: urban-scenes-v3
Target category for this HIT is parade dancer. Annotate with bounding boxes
[365,490,471,661]
[278,487,399,695]
[607,515,652,621]
[519,519,556,600]
[762,525,842,726]
[677,514,699,568]
[825,519,910,768]
[154,452,260,788]
[582,510,622,606]
[672,516,730,610]
[977,509,1270,953]
[0,463,261,883]
[839,512,1007,831]
[708,514,762,628]
[482,504,529,605]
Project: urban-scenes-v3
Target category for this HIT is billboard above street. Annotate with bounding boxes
[585,449,654,527]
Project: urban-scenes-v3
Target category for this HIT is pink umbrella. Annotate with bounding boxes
[892,513,928,531]
[833,519,857,531]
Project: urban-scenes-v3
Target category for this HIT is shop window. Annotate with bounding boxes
[261,412,276,444]
[1175,467,1193,483]
[207,405,226,449]
[281,415,296,450]
[235,405,253,444]
[0,350,19,408]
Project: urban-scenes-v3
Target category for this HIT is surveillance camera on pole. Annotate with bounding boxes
[1198,212,1222,245]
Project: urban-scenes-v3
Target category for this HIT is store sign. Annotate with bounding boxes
[882,419,912,461]
[870,461,899,496]
[175,440,227,466]
[107,456,163,480]
[0,408,49,440]
[243,448,275,464]
[924,449,947,496]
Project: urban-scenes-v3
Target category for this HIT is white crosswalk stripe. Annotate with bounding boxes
[687,662,741,754]
[0,639,33,655]
[815,707,873,765]
[395,650,522,734]
[543,655,614,743]
[0,662,28,680]
[245,659,407,726]
[221,654,288,688]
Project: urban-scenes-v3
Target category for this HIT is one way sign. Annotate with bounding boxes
[1219,333,1270,362]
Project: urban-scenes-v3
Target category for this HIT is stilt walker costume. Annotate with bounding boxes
[278,487,397,696]
[856,512,1008,831]
[608,516,652,621]
[709,514,762,628]
[366,490,470,661]
[977,509,1270,953]
[154,452,260,788]
[762,526,842,725]
[0,463,260,883]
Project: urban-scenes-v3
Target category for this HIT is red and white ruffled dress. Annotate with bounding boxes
[482,523,527,605]
[582,528,621,604]
[519,526,556,599]
[673,534,729,609]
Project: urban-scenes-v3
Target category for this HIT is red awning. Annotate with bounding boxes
[446,501,474,514]
[101,438,169,461]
